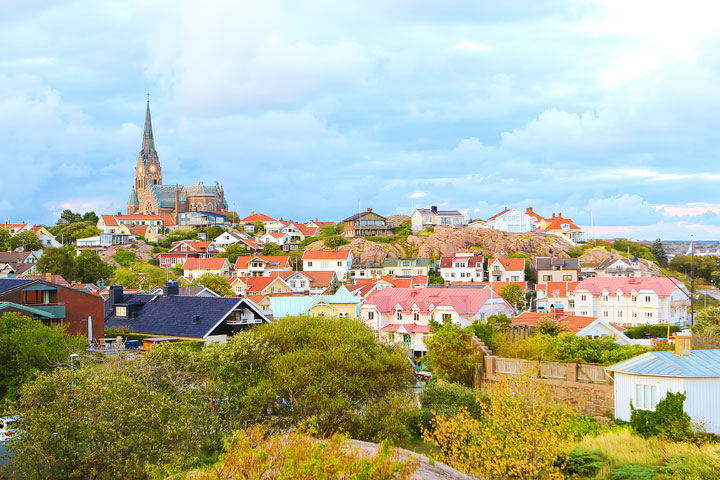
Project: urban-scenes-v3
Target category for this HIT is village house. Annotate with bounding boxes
[0,251,40,277]
[233,256,292,277]
[258,231,295,251]
[284,271,337,295]
[439,252,484,282]
[360,288,513,357]
[341,208,391,238]
[410,206,465,232]
[0,277,104,342]
[349,263,384,281]
[76,232,134,253]
[382,258,432,278]
[281,222,318,243]
[512,310,633,345]
[534,257,581,283]
[542,213,585,244]
[97,213,176,234]
[593,256,654,278]
[270,286,363,319]
[239,212,278,233]
[606,333,720,434]
[485,208,535,233]
[212,230,251,250]
[104,283,269,344]
[181,257,231,279]
[177,210,226,228]
[535,281,579,312]
[148,284,219,297]
[241,275,293,296]
[158,240,217,268]
[573,276,689,327]
[487,257,526,282]
[114,224,159,243]
[302,250,353,280]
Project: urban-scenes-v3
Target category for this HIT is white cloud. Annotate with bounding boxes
[410,191,426,199]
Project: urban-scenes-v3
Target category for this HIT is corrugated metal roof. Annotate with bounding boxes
[606,350,720,377]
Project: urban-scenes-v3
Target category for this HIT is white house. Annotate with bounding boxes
[410,206,465,232]
[439,253,484,282]
[302,250,353,280]
[213,230,251,250]
[606,334,720,433]
[485,208,535,233]
[258,232,295,251]
[572,277,689,327]
[360,288,513,357]
[487,257,526,282]
[233,256,292,277]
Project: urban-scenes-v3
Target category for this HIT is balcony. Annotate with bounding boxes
[26,303,66,318]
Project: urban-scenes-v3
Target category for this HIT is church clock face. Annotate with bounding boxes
[138,166,143,174]
[150,165,157,173]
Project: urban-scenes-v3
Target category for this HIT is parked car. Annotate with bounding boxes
[0,415,21,441]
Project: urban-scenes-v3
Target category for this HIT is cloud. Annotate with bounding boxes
[410,191,426,199]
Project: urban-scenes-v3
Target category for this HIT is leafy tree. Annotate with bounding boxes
[650,238,668,266]
[35,246,77,281]
[57,209,82,225]
[537,316,567,336]
[49,221,95,245]
[0,312,85,400]
[423,370,576,479]
[75,250,114,285]
[261,242,284,256]
[8,230,43,251]
[111,268,140,288]
[193,274,232,296]
[215,243,248,264]
[193,425,418,480]
[611,239,655,262]
[413,383,487,435]
[81,211,99,224]
[132,261,174,288]
[0,228,11,250]
[7,360,206,480]
[425,324,481,387]
[319,223,342,237]
[207,225,226,240]
[252,220,265,235]
[466,314,509,350]
[70,225,101,241]
[499,283,525,312]
[324,234,347,249]
[298,235,318,248]
[693,306,720,336]
[112,249,137,268]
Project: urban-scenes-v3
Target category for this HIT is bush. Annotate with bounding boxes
[631,392,693,441]
[420,383,485,419]
[561,447,605,477]
[608,463,656,480]
[624,325,680,339]
[569,414,604,439]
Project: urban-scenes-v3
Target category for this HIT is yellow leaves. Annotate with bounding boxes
[423,370,576,479]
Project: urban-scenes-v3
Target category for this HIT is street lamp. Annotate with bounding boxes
[70,353,79,371]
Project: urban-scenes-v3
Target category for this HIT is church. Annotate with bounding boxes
[126,101,227,220]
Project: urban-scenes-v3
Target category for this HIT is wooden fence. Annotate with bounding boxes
[487,356,611,385]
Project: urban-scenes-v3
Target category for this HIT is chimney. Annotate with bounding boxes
[526,207,533,214]
[674,330,692,356]
[251,211,254,215]
[110,285,124,306]
[552,213,556,218]
[164,281,179,296]
[45,272,52,282]
[431,206,438,213]
[367,207,372,212]
[410,290,418,297]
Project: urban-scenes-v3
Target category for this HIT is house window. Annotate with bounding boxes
[396,310,402,321]
[645,296,651,302]
[442,313,452,322]
[632,312,638,318]
[645,312,653,318]
[337,261,342,267]
[413,312,419,322]
[563,275,572,281]
[631,295,637,302]
[115,306,127,317]
[367,311,374,320]
[602,295,609,301]
[618,311,623,318]
[543,275,552,281]
[511,276,519,281]
[307,261,313,267]
[403,334,412,349]
[270,286,275,294]
[634,384,658,410]
[603,311,609,317]
[580,295,587,301]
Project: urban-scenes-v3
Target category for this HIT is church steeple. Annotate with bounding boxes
[140,96,157,162]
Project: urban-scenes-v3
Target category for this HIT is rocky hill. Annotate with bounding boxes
[305,227,572,265]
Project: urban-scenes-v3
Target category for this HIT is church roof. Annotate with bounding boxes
[140,100,157,163]
[128,188,139,205]
[184,183,220,197]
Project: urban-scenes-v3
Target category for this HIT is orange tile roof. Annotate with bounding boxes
[511,311,625,334]
[244,275,290,294]
[535,281,579,298]
[234,255,291,270]
[240,213,276,223]
[181,257,228,271]
[488,257,525,271]
[542,214,582,232]
[303,250,351,260]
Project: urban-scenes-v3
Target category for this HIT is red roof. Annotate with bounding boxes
[181,257,228,271]
[380,276,413,288]
[240,212,276,223]
[487,208,513,221]
[543,214,581,232]
[300,270,336,287]
[244,275,290,294]
[512,311,626,334]
[412,275,429,287]
[535,281,579,298]
[24,274,70,286]
[169,240,213,253]
[575,277,683,298]
[488,257,525,271]
[234,256,291,270]
[439,255,484,269]
[366,288,511,315]
[303,250,351,260]
[381,323,431,333]
[127,225,152,236]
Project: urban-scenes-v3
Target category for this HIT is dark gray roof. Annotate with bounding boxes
[534,257,580,270]
[0,278,32,294]
[105,293,253,338]
[141,100,157,162]
[415,208,463,216]
[342,210,386,222]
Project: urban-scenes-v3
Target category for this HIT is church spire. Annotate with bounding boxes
[141,95,157,162]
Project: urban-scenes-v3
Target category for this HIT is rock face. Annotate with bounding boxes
[386,214,410,226]
[99,240,155,267]
[305,227,572,265]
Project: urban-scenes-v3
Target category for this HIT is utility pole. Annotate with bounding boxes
[690,234,695,327]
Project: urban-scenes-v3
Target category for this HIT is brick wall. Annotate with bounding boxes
[480,356,614,417]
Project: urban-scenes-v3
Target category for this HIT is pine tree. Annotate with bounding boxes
[651,238,668,266]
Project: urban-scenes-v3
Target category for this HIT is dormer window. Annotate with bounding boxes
[115,306,127,317]
[396,309,402,321]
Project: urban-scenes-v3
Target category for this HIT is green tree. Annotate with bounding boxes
[252,221,265,235]
[499,283,525,312]
[193,274,232,296]
[8,231,43,251]
[112,250,137,268]
[75,250,114,285]
[0,312,85,400]
[261,242,284,256]
[319,223,342,237]
[81,211,99,224]
[324,234,347,249]
[207,225,226,240]
[35,247,77,281]
[111,268,140,288]
[57,209,82,225]
[466,314,510,350]
[650,238,668,267]
[70,225,101,241]
[132,261,174,288]
[7,360,206,480]
[537,317,567,336]
[0,228,11,250]
[425,324,481,387]
[215,243,248,264]
[693,306,720,336]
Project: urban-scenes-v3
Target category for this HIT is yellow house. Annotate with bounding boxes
[115,224,159,243]
[181,257,231,279]
[270,286,363,319]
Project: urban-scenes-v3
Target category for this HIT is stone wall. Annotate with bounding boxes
[480,356,614,417]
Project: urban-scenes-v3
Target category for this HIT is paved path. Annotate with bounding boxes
[699,289,720,301]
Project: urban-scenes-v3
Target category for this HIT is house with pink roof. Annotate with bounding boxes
[360,288,513,356]
[573,277,689,327]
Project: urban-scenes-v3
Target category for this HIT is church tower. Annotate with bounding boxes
[129,99,163,214]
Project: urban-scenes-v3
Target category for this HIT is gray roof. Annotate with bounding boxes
[534,257,580,270]
[140,100,157,162]
[606,350,720,378]
[415,208,463,216]
[382,258,432,267]
[0,278,33,293]
[128,188,139,205]
[342,210,386,222]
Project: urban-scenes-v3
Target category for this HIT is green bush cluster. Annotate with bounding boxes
[561,447,604,477]
[624,325,680,339]
[409,383,486,436]
[631,392,693,441]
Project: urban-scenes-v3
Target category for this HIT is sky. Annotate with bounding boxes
[1,0,719,240]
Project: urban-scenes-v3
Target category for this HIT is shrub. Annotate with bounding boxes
[425,325,482,386]
[624,325,680,339]
[631,392,693,441]
[418,383,486,432]
[569,414,604,439]
[112,250,137,267]
[608,463,656,480]
[561,447,605,477]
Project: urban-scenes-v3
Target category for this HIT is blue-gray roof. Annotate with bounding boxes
[606,350,720,378]
[105,293,246,338]
[0,278,32,294]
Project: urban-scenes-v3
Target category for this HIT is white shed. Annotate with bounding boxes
[605,339,720,433]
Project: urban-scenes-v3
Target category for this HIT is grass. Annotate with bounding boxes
[577,427,720,477]
[399,436,438,458]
